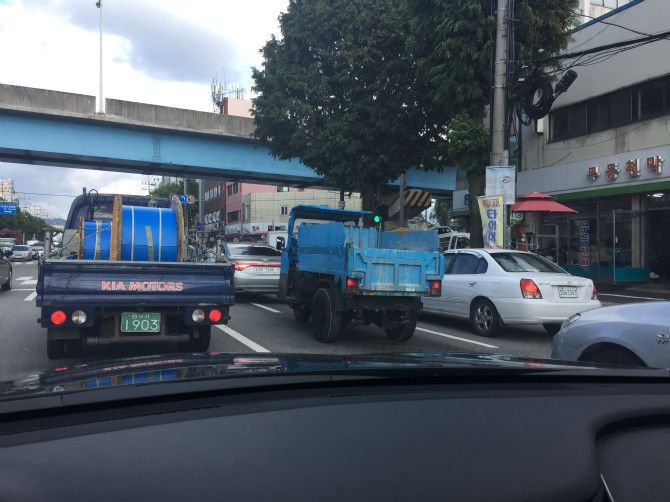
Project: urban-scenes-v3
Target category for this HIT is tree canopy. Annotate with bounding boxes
[0,205,56,241]
[251,0,451,201]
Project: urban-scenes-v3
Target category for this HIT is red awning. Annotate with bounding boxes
[510,193,576,213]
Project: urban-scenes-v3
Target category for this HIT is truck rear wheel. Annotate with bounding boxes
[179,325,212,352]
[311,288,342,343]
[384,309,417,342]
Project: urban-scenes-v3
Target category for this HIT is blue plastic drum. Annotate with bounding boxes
[120,206,178,261]
[82,220,112,260]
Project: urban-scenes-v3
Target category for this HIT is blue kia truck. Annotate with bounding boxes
[278,205,444,343]
[37,193,234,359]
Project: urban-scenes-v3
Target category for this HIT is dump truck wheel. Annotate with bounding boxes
[384,309,417,342]
[311,288,342,343]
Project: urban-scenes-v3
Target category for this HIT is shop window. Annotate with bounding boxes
[640,80,665,120]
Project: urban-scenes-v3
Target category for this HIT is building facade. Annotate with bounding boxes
[519,0,669,281]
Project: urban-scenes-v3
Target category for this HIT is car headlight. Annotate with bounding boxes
[561,313,581,330]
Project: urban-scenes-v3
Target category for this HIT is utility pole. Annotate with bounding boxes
[491,0,509,166]
[491,0,511,248]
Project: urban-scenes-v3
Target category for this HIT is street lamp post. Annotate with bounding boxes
[96,1,104,114]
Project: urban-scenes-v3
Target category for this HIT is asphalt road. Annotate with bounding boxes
[0,261,565,382]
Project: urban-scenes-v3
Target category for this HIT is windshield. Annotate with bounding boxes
[0,0,667,406]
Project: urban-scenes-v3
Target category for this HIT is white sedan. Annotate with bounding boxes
[422,249,601,337]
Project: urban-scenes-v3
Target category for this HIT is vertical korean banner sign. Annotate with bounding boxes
[477,196,504,248]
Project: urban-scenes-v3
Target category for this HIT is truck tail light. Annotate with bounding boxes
[520,278,542,299]
[345,277,359,294]
[191,309,205,322]
[208,309,222,322]
[429,280,441,297]
[71,310,87,325]
[51,310,67,325]
[591,285,598,300]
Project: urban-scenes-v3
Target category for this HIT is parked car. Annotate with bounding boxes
[421,249,601,337]
[9,245,32,262]
[439,232,470,251]
[551,301,670,368]
[221,242,281,294]
[29,244,44,259]
[0,249,12,290]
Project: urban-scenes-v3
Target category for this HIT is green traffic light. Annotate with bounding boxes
[374,215,382,223]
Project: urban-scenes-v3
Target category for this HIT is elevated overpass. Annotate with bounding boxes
[0,83,456,192]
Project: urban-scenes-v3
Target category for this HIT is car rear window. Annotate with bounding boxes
[228,245,281,257]
[492,253,566,273]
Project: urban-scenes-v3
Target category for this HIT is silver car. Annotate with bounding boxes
[9,245,32,262]
[551,302,670,368]
[222,242,281,295]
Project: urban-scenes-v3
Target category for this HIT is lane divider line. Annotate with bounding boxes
[598,293,665,301]
[250,302,281,313]
[11,289,36,291]
[19,279,37,285]
[215,325,270,353]
[415,327,499,349]
[16,277,33,281]
[24,291,37,302]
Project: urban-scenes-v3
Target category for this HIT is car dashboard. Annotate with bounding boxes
[1,372,669,501]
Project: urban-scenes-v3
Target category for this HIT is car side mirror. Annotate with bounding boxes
[276,236,285,251]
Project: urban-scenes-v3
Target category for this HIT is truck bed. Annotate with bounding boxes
[296,223,442,296]
[37,259,235,307]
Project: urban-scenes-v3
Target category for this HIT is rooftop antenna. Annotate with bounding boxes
[211,68,246,113]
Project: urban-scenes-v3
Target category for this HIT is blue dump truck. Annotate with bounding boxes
[278,205,444,342]
[37,193,234,359]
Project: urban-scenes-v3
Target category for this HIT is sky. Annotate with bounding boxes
[0,0,287,219]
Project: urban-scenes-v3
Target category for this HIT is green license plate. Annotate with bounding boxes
[120,313,161,333]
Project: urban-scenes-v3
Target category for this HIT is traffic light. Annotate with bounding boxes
[373,204,388,224]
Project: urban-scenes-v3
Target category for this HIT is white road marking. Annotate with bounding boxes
[24,292,37,301]
[250,302,281,313]
[598,293,665,301]
[19,279,37,285]
[416,327,499,349]
[16,277,33,281]
[215,325,270,353]
[12,289,35,291]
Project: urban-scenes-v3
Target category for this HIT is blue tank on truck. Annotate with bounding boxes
[37,192,234,359]
[278,205,444,343]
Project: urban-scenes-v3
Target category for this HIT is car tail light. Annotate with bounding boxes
[429,280,441,297]
[345,277,359,294]
[234,262,279,271]
[234,263,249,271]
[50,310,67,325]
[209,309,222,322]
[591,285,598,300]
[71,310,87,325]
[520,278,542,299]
[191,309,205,322]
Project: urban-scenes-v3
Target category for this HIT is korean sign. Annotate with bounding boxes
[477,196,503,248]
[587,155,663,181]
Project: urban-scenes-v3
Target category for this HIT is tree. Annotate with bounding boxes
[405,0,578,246]
[430,199,452,227]
[251,0,452,216]
[150,179,199,223]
